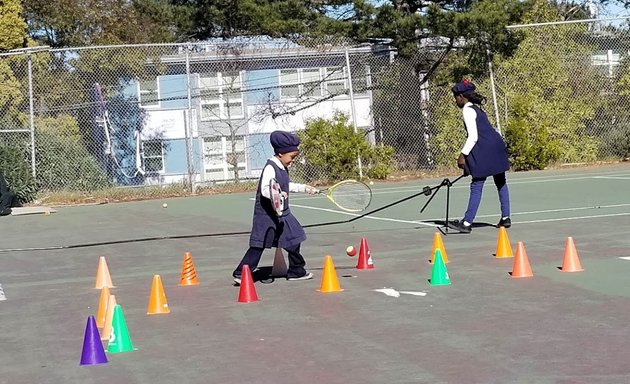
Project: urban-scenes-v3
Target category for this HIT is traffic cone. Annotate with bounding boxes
[430,232,449,264]
[237,265,259,303]
[95,286,111,328]
[560,237,584,272]
[430,249,451,286]
[178,251,199,286]
[271,247,288,277]
[80,315,108,365]
[511,242,533,278]
[101,295,117,341]
[147,275,170,314]
[107,304,135,354]
[317,255,343,293]
[356,237,374,269]
[94,256,115,289]
[495,227,514,258]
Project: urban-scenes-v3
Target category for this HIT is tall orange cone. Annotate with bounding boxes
[100,294,117,341]
[430,232,449,264]
[271,247,288,277]
[495,227,513,258]
[560,237,584,272]
[178,251,199,286]
[237,265,259,303]
[356,237,374,269]
[147,275,170,314]
[318,255,343,293]
[511,242,533,278]
[95,286,111,328]
[94,256,115,289]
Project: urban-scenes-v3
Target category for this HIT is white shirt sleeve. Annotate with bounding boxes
[259,164,276,199]
[461,104,478,156]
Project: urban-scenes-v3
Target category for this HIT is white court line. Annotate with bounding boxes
[619,257,630,261]
[291,173,630,200]
[593,176,630,180]
[515,212,630,224]
[290,203,439,227]
[469,203,630,219]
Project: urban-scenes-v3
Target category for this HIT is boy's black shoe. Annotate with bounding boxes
[497,217,511,228]
[0,208,12,216]
[447,219,472,234]
[232,275,241,286]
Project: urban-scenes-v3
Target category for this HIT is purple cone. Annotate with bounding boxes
[80,315,108,365]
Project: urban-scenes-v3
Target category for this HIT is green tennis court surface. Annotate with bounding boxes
[1,163,629,383]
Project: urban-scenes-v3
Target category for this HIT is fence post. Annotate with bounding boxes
[345,48,363,179]
[185,46,196,193]
[28,53,36,178]
[487,48,502,135]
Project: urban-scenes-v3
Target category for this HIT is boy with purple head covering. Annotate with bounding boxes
[232,130,319,284]
[448,80,511,233]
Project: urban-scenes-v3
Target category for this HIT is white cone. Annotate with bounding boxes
[271,247,288,277]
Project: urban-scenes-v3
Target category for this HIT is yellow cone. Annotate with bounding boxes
[317,256,343,293]
[430,232,449,264]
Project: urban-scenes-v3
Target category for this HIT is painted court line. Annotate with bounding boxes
[593,176,630,180]
[291,203,439,227]
[619,257,630,261]
[470,203,630,219]
[516,211,630,225]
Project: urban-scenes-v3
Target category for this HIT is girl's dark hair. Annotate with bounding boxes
[466,92,486,105]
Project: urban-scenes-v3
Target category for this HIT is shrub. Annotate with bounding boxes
[0,139,37,204]
[296,113,395,182]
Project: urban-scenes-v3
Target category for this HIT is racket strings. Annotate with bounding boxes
[329,182,372,211]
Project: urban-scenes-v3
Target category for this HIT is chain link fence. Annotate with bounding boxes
[1,23,629,203]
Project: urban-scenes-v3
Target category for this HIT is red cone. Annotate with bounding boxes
[356,237,374,270]
[237,265,259,303]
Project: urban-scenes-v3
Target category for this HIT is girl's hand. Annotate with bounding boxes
[457,153,466,169]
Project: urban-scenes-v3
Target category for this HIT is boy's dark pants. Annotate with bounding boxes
[234,244,307,278]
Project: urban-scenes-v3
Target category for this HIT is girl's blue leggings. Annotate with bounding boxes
[463,172,510,224]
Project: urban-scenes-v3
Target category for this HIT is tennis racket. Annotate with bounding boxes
[319,180,372,212]
[269,178,285,216]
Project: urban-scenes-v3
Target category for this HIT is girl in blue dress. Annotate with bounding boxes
[448,80,511,234]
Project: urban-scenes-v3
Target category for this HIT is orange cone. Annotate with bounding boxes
[356,237,374,269]
[495,227,513,258]
[237,265,259,303]
[511,242,533,278]
[94,256,115,289]
[100,294,117,341]
[318,255,343,293]
[179,251,199,286]
[147,275,170,314]
[95,286,111,328]
[430,232,449,264]
[560,237,584,272]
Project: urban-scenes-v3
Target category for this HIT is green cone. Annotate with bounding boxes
[107,304,135,354]
[430,249,451,286]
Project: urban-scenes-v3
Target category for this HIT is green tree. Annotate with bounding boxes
[498,0,602,169]
[297,113,394,182]
[0,0,26,51]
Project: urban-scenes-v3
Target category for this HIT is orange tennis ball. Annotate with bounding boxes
[346,246,357,257]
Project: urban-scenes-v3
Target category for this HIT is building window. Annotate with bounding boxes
[203,135,247,181]
[200,72,244,120]
[139,78,160,107]
[280,68,323,99]
[143,140,164,173]
[324,67,346,96]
